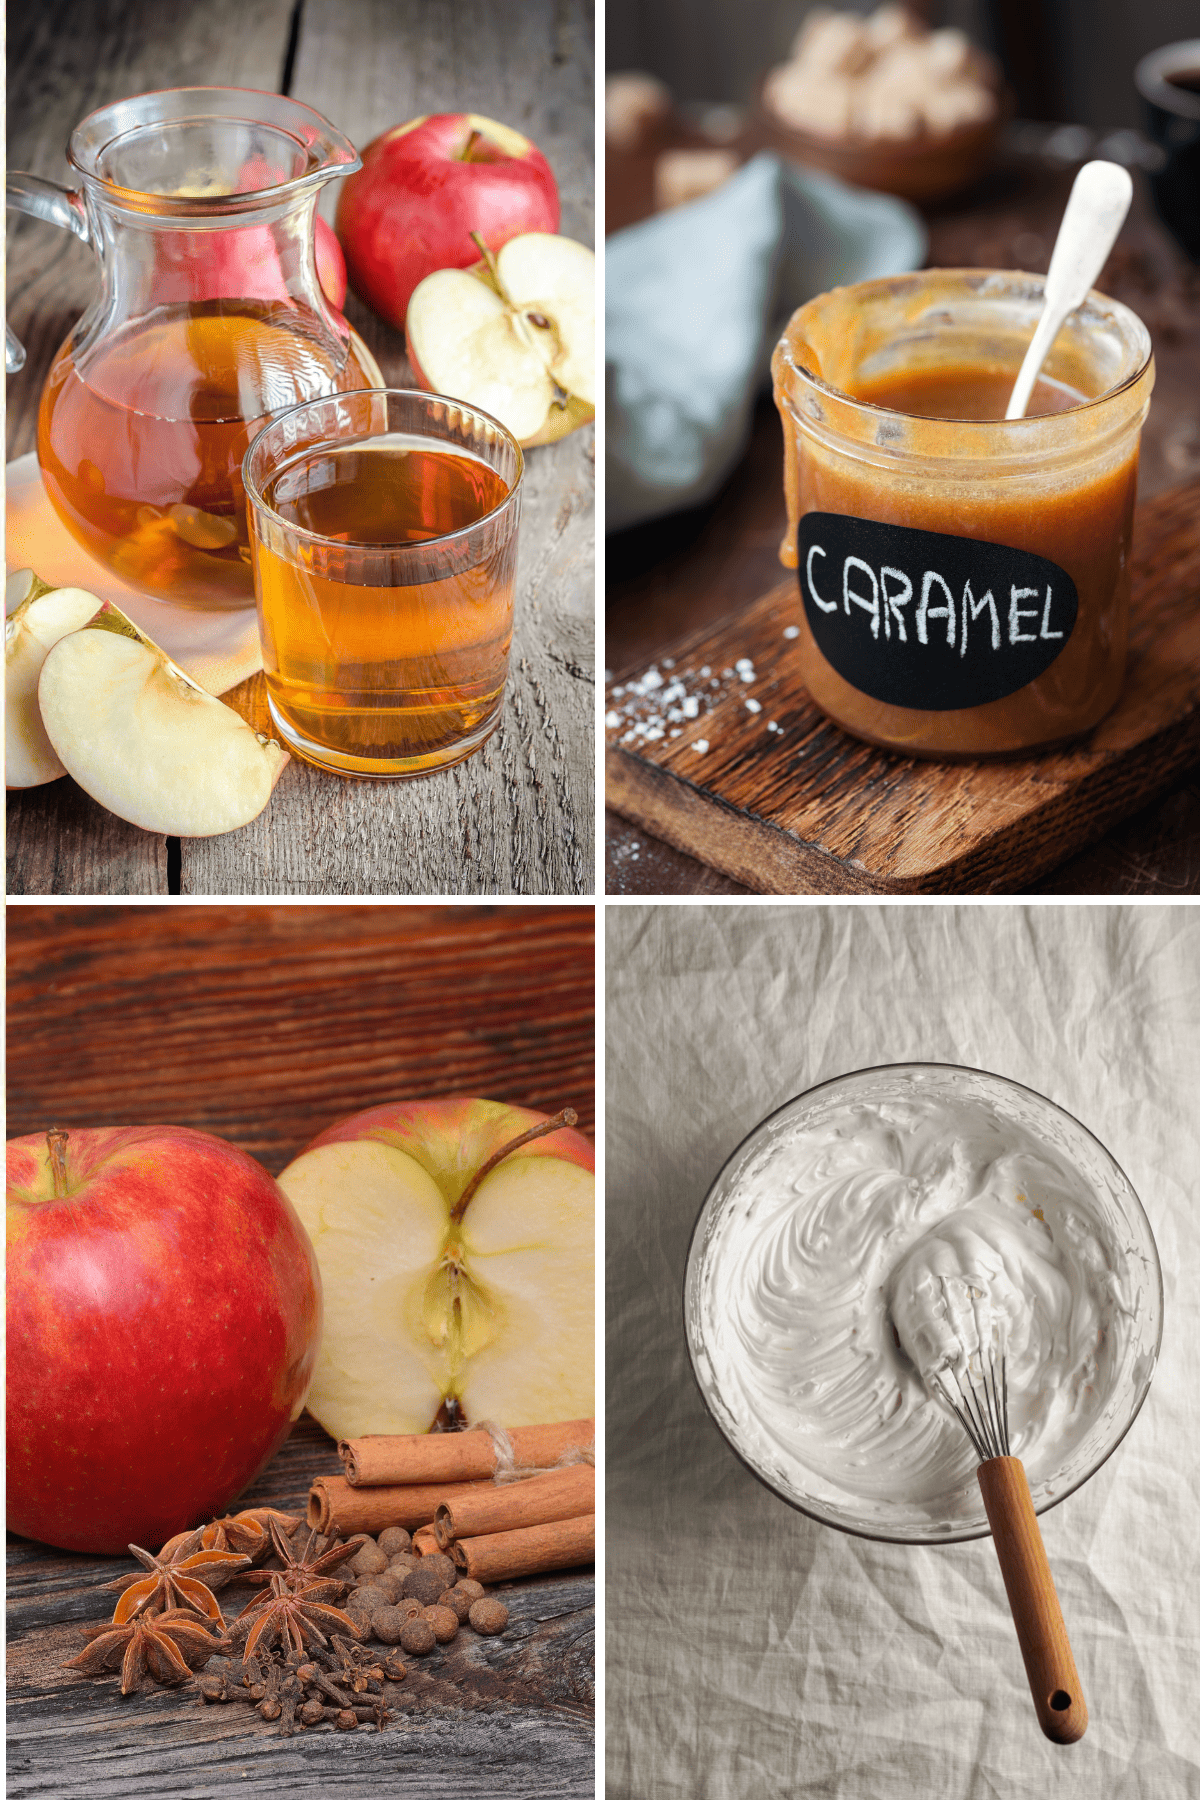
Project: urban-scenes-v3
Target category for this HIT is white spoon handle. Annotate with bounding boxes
[1005,160,1133,421]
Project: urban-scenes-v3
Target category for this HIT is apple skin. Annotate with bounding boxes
[335,113,560,330]
[6,1126,323,1555]
[302,1096,594,1191]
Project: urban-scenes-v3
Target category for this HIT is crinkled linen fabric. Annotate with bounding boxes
[605,905,1200,1800]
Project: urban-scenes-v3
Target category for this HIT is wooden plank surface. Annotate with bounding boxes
[6,903,595,1796]
[6,904,596,1159]
[605,479,1200,893]
[5,0,595,897]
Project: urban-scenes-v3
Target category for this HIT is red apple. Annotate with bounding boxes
[6,1125,322,1555]
[335,113,560,331]
[277,1098,594,1440]
[314,214,348,310]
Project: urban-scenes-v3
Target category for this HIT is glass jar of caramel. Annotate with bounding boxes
[771,270,1153,757]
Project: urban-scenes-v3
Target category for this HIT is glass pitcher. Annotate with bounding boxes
[7,87,383,611]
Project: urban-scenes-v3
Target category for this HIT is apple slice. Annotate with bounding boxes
[277,1098,595,1440]
[6,570,103,788]
[406,231,595,447]
[37,601,288,836]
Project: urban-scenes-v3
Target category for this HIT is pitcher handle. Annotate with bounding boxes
[6,172,90,373]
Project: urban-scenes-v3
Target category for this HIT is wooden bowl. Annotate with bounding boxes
[752,85,1013,206]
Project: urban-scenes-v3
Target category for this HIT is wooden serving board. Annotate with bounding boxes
[606,478,1200,894]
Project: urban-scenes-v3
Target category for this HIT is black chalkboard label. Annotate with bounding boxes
[798,513,1077,711]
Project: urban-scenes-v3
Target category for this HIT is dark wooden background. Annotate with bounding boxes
[6,902,595,1797]
[6,0,596,897]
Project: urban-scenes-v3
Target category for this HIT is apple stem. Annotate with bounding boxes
[450,1108,579,1222]
[460,129,484,163]
[47,1128,70,1199]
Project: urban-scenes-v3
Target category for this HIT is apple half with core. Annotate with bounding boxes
[277,1099,595,1440]
[335,113,560,329]
[407,233,596,447]
[6,570,101,788]
[6,1126,323,1555]
[37,600,289,835]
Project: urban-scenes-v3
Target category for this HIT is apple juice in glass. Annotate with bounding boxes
[243,389,524,777]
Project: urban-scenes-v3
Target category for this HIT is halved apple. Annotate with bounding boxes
[6,570,102,788]
[37,601,288,836]
[277,1098,595,1440]
[406,232,595,447]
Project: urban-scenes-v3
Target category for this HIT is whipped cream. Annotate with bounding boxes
[693,1084,1137,1529]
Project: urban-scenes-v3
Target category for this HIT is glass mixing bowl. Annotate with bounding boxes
[684,1063,1163,1544]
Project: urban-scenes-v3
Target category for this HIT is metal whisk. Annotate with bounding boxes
[933,1340,1010,1463]
[934,1339,1088,1746]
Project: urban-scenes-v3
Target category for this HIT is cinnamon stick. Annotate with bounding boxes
[434,1463,594,1549]
[307,1475,491,1538]
[412,1526,440,1558]
[339,1419,594,1487]
[449,1513,595,1583]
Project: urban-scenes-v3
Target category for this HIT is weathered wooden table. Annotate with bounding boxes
[6,0,595,896]
[6,904,596,1796]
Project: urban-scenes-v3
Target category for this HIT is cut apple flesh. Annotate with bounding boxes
[6,572,103,788]
[37,603,288,836]
[406,231,595,447]
[495,233,595,408]
[278,1138,595,1440]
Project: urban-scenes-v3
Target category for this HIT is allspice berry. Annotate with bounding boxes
[377,1527,412,1557]
[422,1604,458,1644]
[370,1605,407,1645]
[469,1598,509,1636]
[416,1551,457,1590]
[456,1578,486,1603]
[346,1584,386,1616]
[350,1540,389,1577]
[439,1586,473,1623]
[402,1564,448,1606]
[388,1553,417,1577]
[362,1571,404,1603]
[399,1618,436,1656]
[397,1596,424,1620]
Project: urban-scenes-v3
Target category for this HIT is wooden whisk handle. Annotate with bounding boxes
[976,1455,1088,1744]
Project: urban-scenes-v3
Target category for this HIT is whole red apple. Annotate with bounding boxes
[6,1125,322,1555]
[335,113,560,330]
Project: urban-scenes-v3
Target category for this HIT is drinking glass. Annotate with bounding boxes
[243,388,524,778]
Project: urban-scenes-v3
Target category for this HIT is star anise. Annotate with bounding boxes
[161,1507,303,1565]
[231,1573,362,1662]
[103,1528,252,1625]
[65,1607,231,1696]
[241,1519,367,1594]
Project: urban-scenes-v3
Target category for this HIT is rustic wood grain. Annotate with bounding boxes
[7,1420,594,1800]
[6,903,595,1164]
[605,479,1200,894]
[6,782,171,895]
[6,0,596,898]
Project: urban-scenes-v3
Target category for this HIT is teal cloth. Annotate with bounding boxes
[605,151,927,532]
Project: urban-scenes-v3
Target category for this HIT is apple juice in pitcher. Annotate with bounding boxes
[39,300,381,609]
[8,87,382,611]
[244,391,525,778]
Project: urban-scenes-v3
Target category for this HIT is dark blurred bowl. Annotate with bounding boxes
[752,83,1013,206]
[1135,39,1200,261]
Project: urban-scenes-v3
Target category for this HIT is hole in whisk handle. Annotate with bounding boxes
[1049,1690,1072,1711]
